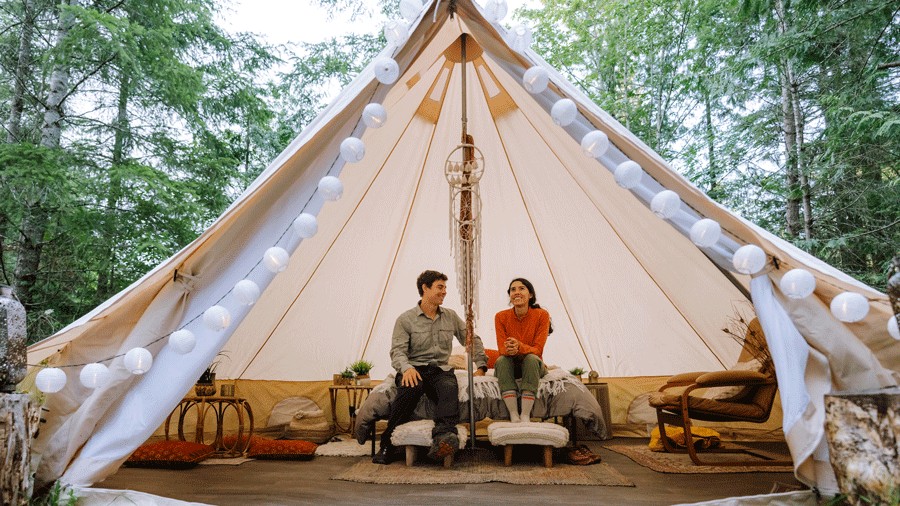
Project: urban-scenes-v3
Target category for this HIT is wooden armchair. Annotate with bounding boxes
[648,319,792,466]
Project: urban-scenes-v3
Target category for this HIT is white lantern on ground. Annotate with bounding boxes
[779,269,816,299]
[690,219,721,247]
[522,66,549,94]
[650,190,681,219]
[510,24,532,53]
[124,347,153,375]
[383,20,408,46]
[79,363,110,389]
[340,137,365,163]
[888,317,900,340]
[169,329,196,355]
[373,57,400,85]
[400,0,422,22]
[318,176,344,201]
[614,160,642,189]
[292,213,318,238]
[551,98,577,126]
[362,103,387,129]
[35,367,67,393]
[203,305,232,331]
[483,0,508,22]
[263,246,290,273]
[830,292,869,323]
[234,279,260,306]
[581,130,609,158]
[732,245,767,275]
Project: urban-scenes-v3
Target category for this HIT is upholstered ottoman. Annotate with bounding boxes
[390,420,468,468]
[487,422,569,468]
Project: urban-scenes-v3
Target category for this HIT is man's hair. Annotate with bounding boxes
[417,270,448,296]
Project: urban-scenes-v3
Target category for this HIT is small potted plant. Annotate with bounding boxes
[349,360,374,386]
[569,367,586,382]
[196,351,229,396]
[334,367,355,386]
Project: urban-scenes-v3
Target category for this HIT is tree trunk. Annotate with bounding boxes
[5,0,36,144]
[13,0,74,308]
[0,394,41,506]
[790,82,813,239]
[774,0,801,237]
[703,86,718,194]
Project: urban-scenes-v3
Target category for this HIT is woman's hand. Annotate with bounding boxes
[504,337,520,356]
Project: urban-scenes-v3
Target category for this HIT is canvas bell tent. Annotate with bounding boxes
[25,0,898,493]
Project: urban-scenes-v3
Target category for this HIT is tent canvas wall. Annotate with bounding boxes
[26,0,898,493]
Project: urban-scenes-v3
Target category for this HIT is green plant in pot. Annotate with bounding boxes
[334,367,356,385]
[569,367,586,381]
[349,360,374,385]
[195,351,228,396]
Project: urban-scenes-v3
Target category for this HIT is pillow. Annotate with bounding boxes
[448,348,499,370]
[247,438,318,460]
[221,434,265,452]
[125,441,214,469]
[702,359,764,400]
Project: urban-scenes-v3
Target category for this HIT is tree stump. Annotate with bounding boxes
[824,389,899,505]
[0,393,40,506]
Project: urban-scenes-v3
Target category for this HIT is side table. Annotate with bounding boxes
[328,385,373,434]
[165,396,254,457]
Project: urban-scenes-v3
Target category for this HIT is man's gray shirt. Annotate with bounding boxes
[391,304,487,374]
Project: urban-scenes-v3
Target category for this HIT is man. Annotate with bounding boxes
[372,270,488,464]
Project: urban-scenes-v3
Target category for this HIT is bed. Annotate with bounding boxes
[353,367,611,444]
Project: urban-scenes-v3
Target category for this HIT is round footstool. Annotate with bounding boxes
[487,421,569,468]
[390,420,469,468]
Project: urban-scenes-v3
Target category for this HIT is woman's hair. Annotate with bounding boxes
[507,277,553,334]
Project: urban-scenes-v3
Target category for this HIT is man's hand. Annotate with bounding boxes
[401,367,421,387]
[474,368,485,376]
[504,337,520,356]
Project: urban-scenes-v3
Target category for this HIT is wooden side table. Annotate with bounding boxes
[328,385,373,434]
[165,396,254,457]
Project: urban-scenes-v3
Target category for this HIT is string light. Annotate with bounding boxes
[651,190,681,219]
[732,245,767,275]
[690,219,721,248]
[123,347,153,375]
[779,269,816,299]
[830,292,869,322]
[551,99,577,126]
[522,66,549,94]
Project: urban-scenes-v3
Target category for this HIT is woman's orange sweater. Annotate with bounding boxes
[494,307,550,359]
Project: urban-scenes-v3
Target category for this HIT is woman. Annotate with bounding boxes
[494,277,552,422]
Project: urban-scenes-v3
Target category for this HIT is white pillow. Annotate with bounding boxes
[702,359,763,400]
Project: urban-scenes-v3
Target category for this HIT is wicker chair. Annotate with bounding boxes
[648,318,792,466]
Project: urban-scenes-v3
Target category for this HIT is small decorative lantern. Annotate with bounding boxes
[0,285,27,393]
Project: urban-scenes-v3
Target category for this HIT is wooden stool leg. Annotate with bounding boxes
[443,453,453,468]
[543,446,553,468]
[504,445,513,466]
[405,445,415,466]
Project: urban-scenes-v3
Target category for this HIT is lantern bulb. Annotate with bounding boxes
[650,190,681,219]
[690,219,721,248]
[614,160,642,189]
[292,213,318,238]
[551,98,577,126]
[79,363,110,389]
[318,176,344,201]
[203,305,232,331]
[779,269,816,299]
[263,247,290,273]
[35,367,67,393]
[169,329,196,355]
[522,66,549,94]
[830,292,869,323]
[732,245,767,275]
[124,347,153,375]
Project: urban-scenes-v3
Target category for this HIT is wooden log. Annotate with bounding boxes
[824,389,899,506]
[1,393,40,506]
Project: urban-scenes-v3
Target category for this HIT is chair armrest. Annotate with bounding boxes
[694,370,769,387]
[659,372,706,390]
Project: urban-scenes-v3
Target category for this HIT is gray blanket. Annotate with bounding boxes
[354,370,610,443]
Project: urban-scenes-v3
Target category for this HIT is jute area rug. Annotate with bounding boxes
[603,444,794,474]
[332,451,634,486]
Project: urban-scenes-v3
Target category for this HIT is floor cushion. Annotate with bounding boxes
[125,441,215,469]
[487,421,570,448]
[247,438,318,460]
[389,420,469,447]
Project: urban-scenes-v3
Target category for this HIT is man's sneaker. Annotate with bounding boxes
[372,445,397,465]
[427,432,459,461]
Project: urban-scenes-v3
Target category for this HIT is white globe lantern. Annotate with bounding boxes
[510,24,532,53]
[581,130,609,158]
[732,245,767,275]
[35,367,67,393]
[483,0,508,22]
[169,329,196,355]
[522,66,549,94]
[233,279,261,306]
[203,305,232,331]
[339,137,365,163]
[318,176,344,201]
[79,363,110,389]
[399,0,423,22]
[383,20,408,46]
[830,292,869,323]
[614,160,642,189]
[263,246,290,273]
[292,213,318,238]
[888,317,900,340]
[551,98,577,126]
[373,57,400,85]
[124,347,153,375]
[362,103,387,129]
[779,269,816,299]
[690,219,721,248]
[650,190,681,219]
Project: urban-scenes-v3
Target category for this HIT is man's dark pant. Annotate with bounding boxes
[380,365,459,449]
